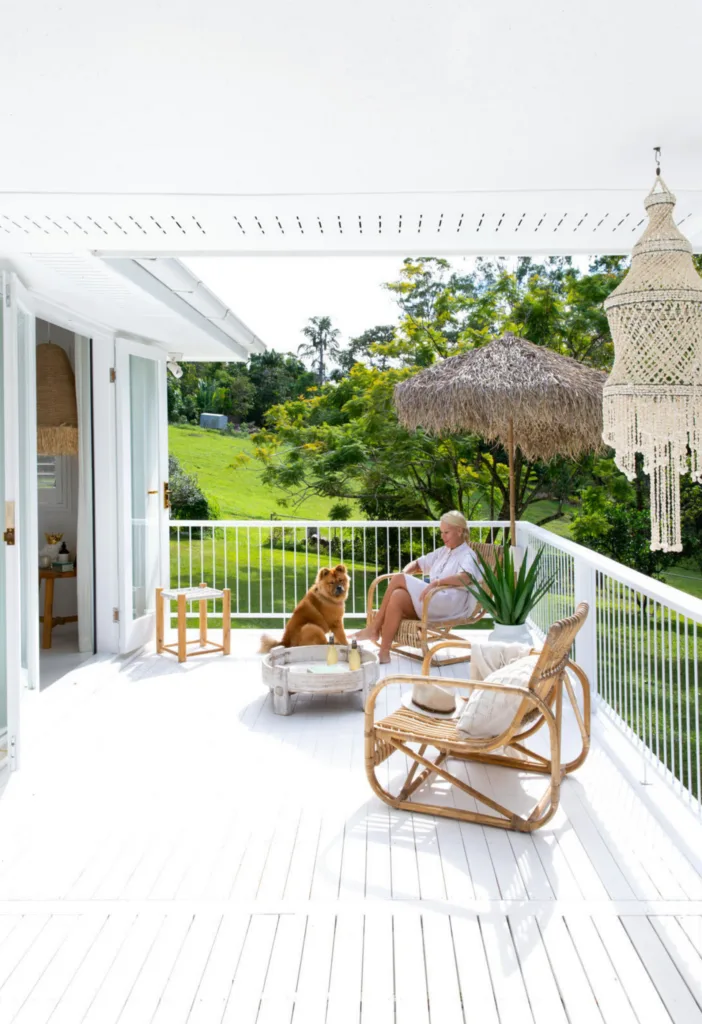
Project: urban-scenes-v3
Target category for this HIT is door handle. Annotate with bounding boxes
[4,502,15,545]
[163,482,171,510]
[147,490,158,494]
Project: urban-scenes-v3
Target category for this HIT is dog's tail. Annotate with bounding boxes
[258,633,284,654]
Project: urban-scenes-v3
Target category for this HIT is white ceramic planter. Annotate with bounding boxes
[487,622,533,645]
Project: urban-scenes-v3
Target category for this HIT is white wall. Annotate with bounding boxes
[36,320,79,621]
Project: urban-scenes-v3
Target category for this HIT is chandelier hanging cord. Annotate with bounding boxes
[654,146,661,177]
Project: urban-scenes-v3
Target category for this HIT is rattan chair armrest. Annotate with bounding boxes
[421,638,474,673]
[366,570,423,609]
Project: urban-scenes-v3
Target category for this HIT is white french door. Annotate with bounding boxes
[0,272,24,770]
[116,338,169,653]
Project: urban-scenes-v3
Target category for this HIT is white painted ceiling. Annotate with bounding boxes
[1,0,701,200]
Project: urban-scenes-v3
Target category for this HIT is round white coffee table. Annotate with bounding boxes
[261,644,380,715]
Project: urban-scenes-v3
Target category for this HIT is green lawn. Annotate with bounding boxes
[169,425,352,520]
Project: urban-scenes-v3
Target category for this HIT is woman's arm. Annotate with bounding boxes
[402,559,422,574]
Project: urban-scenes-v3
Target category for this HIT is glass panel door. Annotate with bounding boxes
[116,338,168,652]
[0,272,22,770]
[129,353,160,622]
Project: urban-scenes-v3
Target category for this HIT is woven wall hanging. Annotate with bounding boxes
[603,158,702,552]
[36,342,79,455]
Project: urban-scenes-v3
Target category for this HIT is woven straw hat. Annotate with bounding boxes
[36,344,78,455]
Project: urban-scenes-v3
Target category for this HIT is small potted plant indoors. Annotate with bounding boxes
[464,544,555,644]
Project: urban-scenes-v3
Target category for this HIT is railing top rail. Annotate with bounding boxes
[519,521,702,622]
[170,519,510,529]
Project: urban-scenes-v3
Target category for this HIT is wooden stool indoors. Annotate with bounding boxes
[39,567,78,649]
[156,583,231,663]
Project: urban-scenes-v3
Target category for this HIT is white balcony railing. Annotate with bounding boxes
[169,518,702,813]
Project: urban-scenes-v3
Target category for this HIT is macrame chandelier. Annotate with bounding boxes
[603,151,702,552]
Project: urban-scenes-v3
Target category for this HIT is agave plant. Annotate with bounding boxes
[464,544,555,625]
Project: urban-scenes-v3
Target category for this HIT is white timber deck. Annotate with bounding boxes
[1,629,702,1024]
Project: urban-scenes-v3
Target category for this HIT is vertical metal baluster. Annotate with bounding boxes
[363,526,367,619]
[282,526,286,616]
[661,600,669,774]
[654,600,661,765]
[268,524,272,614]
[668,607,675,784]
[258,525,263,615]
[684,617,691,797]
[694,623,700,811]
[235,526,239,615]
[386,526,390,575]
[200,522,204,583]
[305,524,309,594]
[375,527,379,609]
[188,526,193,587]
[606,575,613,709]
[650,589,654,749]
[293,526,297,609]
[176,526,181,588]
[250,528,255,614]
[328,523,332,568]
[677,612,683,792]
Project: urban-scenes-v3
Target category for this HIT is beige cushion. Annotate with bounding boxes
[457,654,539,739]
[470,641,532,681]
[411,682,456,714]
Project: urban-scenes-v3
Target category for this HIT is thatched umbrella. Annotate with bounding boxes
[394,333,607,540]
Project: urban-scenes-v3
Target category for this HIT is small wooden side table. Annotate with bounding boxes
[39,568,78,649]
[156,583,231,663]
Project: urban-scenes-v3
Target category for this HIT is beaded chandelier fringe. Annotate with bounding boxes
[603,176,702,552]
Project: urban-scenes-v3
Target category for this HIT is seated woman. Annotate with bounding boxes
[355,510,482,663]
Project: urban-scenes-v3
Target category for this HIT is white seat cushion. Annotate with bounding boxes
[457,654,539,739]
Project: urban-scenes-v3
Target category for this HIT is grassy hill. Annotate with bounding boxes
[169,424,350,520]
[169,424,702,603]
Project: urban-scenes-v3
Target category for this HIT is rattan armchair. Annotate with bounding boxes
[365,541,500,665]
[364,603,590,832]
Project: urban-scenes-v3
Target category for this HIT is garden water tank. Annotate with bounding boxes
[200,412,228,430]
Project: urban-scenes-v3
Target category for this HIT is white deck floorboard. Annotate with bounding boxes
[0,629,701,1023]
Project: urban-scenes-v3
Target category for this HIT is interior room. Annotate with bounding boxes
[34,319,95,688]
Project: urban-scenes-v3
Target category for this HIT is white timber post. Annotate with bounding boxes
[573,551,598,698]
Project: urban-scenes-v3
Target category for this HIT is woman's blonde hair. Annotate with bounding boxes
[440,510,470,543]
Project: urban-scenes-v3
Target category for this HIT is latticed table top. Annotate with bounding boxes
[160,586,226,600]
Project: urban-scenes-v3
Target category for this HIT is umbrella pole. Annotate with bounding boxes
[508,417,516,545]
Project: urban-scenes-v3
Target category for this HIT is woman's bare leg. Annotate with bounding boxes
[355,573,409,641]
[378,589,416,663]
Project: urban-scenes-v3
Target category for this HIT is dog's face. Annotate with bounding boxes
[316,564,349,601]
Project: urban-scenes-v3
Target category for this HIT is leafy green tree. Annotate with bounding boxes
[298,316,342,383]
[247,351,316,425]
[337,326,396,373]
[571,488,677,579]
[213,372,256,425]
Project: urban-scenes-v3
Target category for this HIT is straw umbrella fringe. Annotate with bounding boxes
[394,334,607,539]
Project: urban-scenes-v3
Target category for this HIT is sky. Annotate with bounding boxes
[183,256,418,355]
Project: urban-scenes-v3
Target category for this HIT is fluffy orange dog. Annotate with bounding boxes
[259,564,350,652]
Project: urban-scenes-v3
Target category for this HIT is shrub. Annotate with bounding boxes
[168,455,218,521]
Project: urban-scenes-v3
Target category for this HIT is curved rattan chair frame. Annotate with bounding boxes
[365,541,500,665]
[364,603,590,832]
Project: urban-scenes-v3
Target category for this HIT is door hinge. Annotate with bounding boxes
[4,285,10,308]
[113,607,120,623]
[3,527,15,546]
[109,367,116,383]
[164,482,171,510]
[10,736,16,767]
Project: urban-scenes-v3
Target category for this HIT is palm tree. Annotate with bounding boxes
[298,316,341,384]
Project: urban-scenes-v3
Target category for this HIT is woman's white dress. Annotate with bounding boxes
[404,542,482,621]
